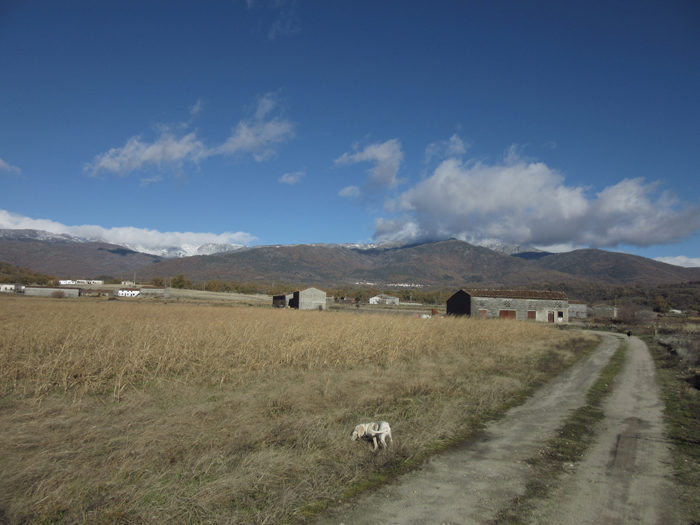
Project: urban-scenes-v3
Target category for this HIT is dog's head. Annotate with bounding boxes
[350,424,366,441]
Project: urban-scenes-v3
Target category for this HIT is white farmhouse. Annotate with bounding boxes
[369,294,400,305]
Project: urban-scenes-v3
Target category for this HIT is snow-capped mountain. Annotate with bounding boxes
[479,242,547,255]
[118,242,246,258]
[0,229,93,243]
[0,229,245,259]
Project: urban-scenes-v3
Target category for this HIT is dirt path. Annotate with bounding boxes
[530,335,681,524]
[314,334,680,525]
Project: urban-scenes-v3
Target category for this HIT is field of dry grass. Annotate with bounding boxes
[0,295,597,524]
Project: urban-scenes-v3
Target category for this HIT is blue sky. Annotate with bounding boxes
[1,1,700,266]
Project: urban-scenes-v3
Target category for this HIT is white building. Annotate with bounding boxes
[0,283,17,293]
[369,294,400,305]
[117,288,141,298]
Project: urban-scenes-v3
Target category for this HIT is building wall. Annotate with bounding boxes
[295,287,327,310]
[117,289,141,297]
[471,296,568,323]
[369,295,399,305]
[446,290,471,316]
[25,287,81,298]
[0,284,16,293]
[569,303,589,319]
[140,287,169,298]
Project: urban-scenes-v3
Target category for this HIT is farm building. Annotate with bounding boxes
[117,288,141,298]
[568,301,591,319]
[446,289,569,323]
[81,288,113,297]
[369,294,400,305]
[272,294,287,307]
[592,304,617,319]
[0,284,17,293]
[140,287,169,298]
[288,287,327,310]
[24,286,81,298]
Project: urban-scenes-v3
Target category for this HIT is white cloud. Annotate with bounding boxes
[85,93,294,177]
[339,186,360,198]
[425,133,469,164]
[86,132,208,176]
[189,98,204,118]
[279,170,304,185]
[654,256,700,268]
[335,139,404,197]
[374,145,700,249]
[0,209,256,249]
[0,158,21,175]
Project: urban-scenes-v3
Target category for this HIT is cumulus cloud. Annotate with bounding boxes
[339,186,360,198]
[0,158,21,175]
[373,145,700,250]
[85,93,294,177]
[215,94,294,161]
[655,256,700,268]
[0,209,256,249]
[425,133,469,164]
[279,170,304,185]
[335,139,404,198]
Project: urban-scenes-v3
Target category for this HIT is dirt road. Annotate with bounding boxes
[530,335,680,524]
[315,333,681,525]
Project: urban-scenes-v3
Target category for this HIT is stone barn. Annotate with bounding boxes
[446,289,569,323]
[289,287,327,310]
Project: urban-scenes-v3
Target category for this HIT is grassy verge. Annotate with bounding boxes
[646,337,700,524]
[491,337,628,525]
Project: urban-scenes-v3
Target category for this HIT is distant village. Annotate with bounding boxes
[0,279,663,323]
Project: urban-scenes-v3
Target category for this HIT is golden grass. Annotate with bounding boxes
[0,296,597,524]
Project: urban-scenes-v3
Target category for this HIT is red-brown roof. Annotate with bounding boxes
[461,289,568,301]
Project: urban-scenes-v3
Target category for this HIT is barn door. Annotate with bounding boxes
[548,311,554,323]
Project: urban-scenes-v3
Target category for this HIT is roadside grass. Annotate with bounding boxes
[0,296,597,524]
[491,336,628,525]
[646,336,700,524]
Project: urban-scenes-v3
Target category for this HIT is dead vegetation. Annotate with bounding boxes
[0,295,597,524]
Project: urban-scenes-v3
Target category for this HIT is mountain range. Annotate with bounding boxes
[1,228,699,287]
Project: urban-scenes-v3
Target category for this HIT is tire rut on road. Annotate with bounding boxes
[314,333,622,525]
[530,336,681,525]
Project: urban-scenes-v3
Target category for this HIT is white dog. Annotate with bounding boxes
[351,421,393,450]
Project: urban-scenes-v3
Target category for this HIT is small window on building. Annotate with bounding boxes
[527,311,536,319]
[479,309,487,318]
[558,311,564,318]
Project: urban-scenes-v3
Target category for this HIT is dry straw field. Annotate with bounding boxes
[0,295,597,524]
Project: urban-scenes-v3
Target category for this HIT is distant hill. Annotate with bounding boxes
[0,235,163,278]
[2,229,699,287]
[529,249,700,285]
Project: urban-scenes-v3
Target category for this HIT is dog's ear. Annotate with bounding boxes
[358,424,365,437]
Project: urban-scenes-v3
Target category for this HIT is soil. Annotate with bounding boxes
[314,333,682,525]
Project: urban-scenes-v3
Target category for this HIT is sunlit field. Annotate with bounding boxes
[0,296,597,524]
